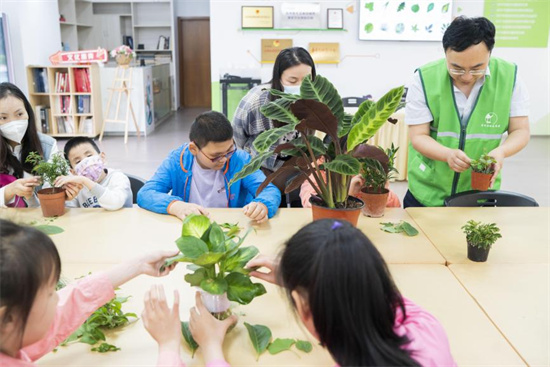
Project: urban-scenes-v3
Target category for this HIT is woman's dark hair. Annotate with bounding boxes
[279,219,420,366]
[0,219,61,351]
[270,47,316,99]
[443,16,496,52]
[0,83,43,177]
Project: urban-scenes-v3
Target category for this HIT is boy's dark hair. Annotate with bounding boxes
[63,137,101,161]
[0,219,62,348]
[189,111,233,148]
[0,82,43,177]
[443,16,496,52]
[279,219,421,367]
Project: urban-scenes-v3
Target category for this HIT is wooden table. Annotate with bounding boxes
[406,207,550,264]
[0,207,445,265]
[449,264,549,367]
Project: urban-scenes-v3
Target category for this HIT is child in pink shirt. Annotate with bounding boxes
[156,219,456,366]
[0,219,180,366]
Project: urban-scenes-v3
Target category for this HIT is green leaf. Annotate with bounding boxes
[347,86,404,152]
[411,4,419,12]
[181,214,211,238]
[176,236,209,259]
[397,2,405,11]
[442,3,449,12]
[244,322,272,360]
[181,322,199,357]
[194,252,225,266]
[339,113,354,137]
[365,2,374,11]
[160,253,192,273]
[300,74,344,127]
[208,222,226,253]
[223,246,259,273]
[282,135,327,157]
[260,97,300,125]
[226,272,266,305]
[365,23,374,33]
[200,278,228,295]
[34,225,64,235]
[253,124,297,153]
[268,88,301,100]
[427,2,434,11]
[348,100,375,134]
[295,340,313,353]
[322,155,361,176]
[91,342,120,353]
[400,221,419,236]
[184,268,208,287]
[268,338,295,355]
[228,151,273,187]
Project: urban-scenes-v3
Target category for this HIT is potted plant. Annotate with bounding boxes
[470,153,496,191]
[25,151,69,217]
[356,144,398,218]
[461,220,502,262]
[228,74,404,226]
[110,45,135,66]
[163,215,266,319]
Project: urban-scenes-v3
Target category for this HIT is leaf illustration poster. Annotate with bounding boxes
[359,0,453,41]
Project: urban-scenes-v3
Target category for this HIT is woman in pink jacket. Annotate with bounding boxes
[0,219,180,367]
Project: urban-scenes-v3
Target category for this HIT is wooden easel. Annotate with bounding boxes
[99,66,140,144]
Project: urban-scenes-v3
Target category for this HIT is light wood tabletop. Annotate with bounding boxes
[406,207,550,264]
[449,263,549,367]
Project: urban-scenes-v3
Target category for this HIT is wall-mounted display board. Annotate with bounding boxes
[359,0,453,41]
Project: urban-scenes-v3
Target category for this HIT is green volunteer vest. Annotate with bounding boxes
[408,57,516,206]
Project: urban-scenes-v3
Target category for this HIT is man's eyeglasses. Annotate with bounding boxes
[448,68,486,76]
[197,142,236,163]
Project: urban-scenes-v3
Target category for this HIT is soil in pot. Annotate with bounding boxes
[309,195,364,227]
[471,171,492,191]
[357,188,389,218]
[467,242,490,262]
[37,188,66,217]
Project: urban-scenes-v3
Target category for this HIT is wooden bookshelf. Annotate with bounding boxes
[26,64,103,138]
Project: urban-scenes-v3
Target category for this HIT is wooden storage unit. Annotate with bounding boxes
[27,64,103,138]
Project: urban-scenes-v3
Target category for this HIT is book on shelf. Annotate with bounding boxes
[157,35,170,50]
[58,96,71,114]
[56,117,65,134]
[78,117,94,135]
[123,35,134,50]
[56,116,74,134]
[77,96,91,114]
[32,68,49,93]
[54,72,70,93]
[44,107,51,134]
[34,105,44,131]
[74,68,91,93]
[154,54,172,64]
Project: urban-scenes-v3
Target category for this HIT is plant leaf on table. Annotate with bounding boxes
[34,224,64,235]
[268,338,296,355]
[380,221,419,236]
[244,322,272,361]
[295,340,313,353]
[181,321,199,357]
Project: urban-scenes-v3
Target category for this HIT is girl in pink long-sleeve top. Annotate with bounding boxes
[0,219,179,367]
[168,219,456,367]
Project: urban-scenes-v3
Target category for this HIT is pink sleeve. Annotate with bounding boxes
[300,174,317,208]
[394,298,457,367]
[22,273,115,361]
[156,350,185,367]
[206,360,231,367]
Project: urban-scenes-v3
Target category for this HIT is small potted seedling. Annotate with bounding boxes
[470,153,497,191]
[356,144,398,218]
[461,220,502,262]
[163,215,266,319]
[25,152,69,217]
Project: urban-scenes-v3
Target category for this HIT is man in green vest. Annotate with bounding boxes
[404,16,530,207]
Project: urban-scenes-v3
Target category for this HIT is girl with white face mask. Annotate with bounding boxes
[233,47,316,207]
[0,83,78,208]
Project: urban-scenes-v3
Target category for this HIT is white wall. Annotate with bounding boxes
[174,0,209,17]
[210,0,549,135]
[0,0,61,95]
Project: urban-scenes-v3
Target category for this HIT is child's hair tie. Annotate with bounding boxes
[331,221,343,230]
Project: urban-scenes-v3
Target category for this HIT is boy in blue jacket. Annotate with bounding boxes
[137,111,281,223]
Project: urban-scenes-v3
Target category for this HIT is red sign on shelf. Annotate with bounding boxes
[49,48,108,65]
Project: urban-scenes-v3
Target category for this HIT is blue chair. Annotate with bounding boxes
[444,190,539,207]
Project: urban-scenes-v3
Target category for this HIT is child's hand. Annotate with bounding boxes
[243,202,268,223]
[64,182,82,201]
[189,292,237,364]
[137,250,180,276]
[168,201,210,220]
[142,285,182,353]
[348,175,365,197]
[246,254,280,285]
[5,177,40,199]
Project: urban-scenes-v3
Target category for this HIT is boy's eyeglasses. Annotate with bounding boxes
[197,143,236,163]
[448,68,486,76]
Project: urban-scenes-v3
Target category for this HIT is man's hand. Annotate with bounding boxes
[487,147,505,188]
[446,149,471,172]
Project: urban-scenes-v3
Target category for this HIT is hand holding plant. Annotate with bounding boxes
[142,285,182,353]
[25,151,70,187]
[487,148,504,188]
[246,254,279,285]
[189,292,238,363]
[446,149,471,173]
[4,177,40,200]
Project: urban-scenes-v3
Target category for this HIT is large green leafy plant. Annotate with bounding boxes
[228,74,404,208]
[164,215,266,312]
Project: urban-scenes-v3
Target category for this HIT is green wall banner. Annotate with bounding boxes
[484,0,549,48]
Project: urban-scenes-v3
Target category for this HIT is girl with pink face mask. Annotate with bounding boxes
[53,137,133,210]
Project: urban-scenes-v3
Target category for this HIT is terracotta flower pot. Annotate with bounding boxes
[471,171,492,191]
[115,54,132,66]
[37,188,66,217]
[309,196,364,227]
[198,289,231,320]
[467,242,490,262]
[357,188,389,218]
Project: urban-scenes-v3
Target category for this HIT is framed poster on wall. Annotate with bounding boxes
[261,39,293,63]
[327,8,344,29]
[359,0,453,41]
[242,6,274,29]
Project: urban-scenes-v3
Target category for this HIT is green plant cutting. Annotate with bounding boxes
[461,220,502,249]
[380,221,419,236]
[470,153,497,174]
[228,74,404,209]
[25,151,69,187]
[244,322,312,360]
